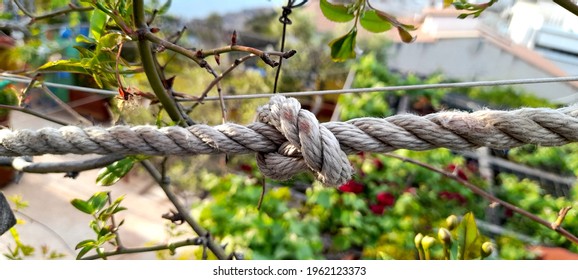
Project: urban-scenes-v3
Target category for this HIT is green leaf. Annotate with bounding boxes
[374,10,417,43]
[76,245,94,259]
[88,192,109,213]
[360,10,392,33]
[70,199,94,215]
[328,27,357,62]
[320,0,355,23]
[96,157,137,186]
[457,212,482,260]
[98,32,124,51]
[75,239,96,250]
[75,34,96,44]
[443,0,454,7]
[158,0,172,15]
[37,59,91,75]
[89,9,108,40]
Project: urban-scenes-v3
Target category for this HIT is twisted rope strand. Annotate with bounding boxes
[2,95,578,185]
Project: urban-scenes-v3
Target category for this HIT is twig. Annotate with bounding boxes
[107,192,124,250]
[146,9,159,26]
[1,155,125,173]
[140,160,228,260]
[39,84,93,125]
[257,177,266,211]
[169,26,187,45]
[197,45,294,68]
[194,55,258,122]
[552,206,573,230]
[12,0,93,23]
[384,153,578,245]
[81,237,204,260]
[0,104,70,126]
[554,0,578,17]
[143,31,294,69]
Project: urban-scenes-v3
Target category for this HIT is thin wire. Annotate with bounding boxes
[0,74,117,96]
[178,75,578,102]
[3,73,578,103]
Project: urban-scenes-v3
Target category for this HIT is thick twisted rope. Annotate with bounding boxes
[2,95,578,185]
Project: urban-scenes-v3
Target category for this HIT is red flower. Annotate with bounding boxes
[439,191,467,205]
[369,204,385,215]
[373,158,384,171]
[339,180,364,194]
[238,164,253,173]
[447,164,468,181]
[376,192,396,207]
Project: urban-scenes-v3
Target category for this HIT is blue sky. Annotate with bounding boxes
[168,0,286,19]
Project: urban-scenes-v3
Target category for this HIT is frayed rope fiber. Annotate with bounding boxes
[2,95,578,186]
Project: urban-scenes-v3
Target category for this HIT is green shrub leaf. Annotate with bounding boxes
[360,10,392,33]
[457,212,482,260]
[70,199,94,215]
[96,157,137,186]
[320,0,355,23]
[328,27,357,62]
[88,192,109,213]
[89,9,108,40]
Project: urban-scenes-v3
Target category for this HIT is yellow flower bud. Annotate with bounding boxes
[414,233,424,249]
[481,242,494,258]
[438,228,452,246]
[421,235,436,251]
[446,215,459,231]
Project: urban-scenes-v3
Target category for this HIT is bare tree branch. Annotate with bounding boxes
[0,155,125,173]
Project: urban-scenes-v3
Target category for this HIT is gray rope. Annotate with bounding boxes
[2,95,578,186]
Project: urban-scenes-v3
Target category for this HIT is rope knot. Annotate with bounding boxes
[256,95,353,186]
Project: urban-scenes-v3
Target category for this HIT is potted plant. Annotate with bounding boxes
[0,80,19,188]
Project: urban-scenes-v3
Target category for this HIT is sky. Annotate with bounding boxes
[168,0,286,19]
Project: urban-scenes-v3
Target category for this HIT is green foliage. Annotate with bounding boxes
[71,192,127,259]
[445,0,498,18]
[195,172,324,259]
[496,174,578,252]
[414,213,493,260]
[193,148,489,259]
[96,156,147,186]
[328,27,358,62]
[465,86,558,109]
[320,0,416,61]
[359,10,392,33]
[0,82,20,118]
[337,53,578,259]
[456,212,485,259]
[320,0,355,23]
[89,9,109,40]
[339,53,445,119]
